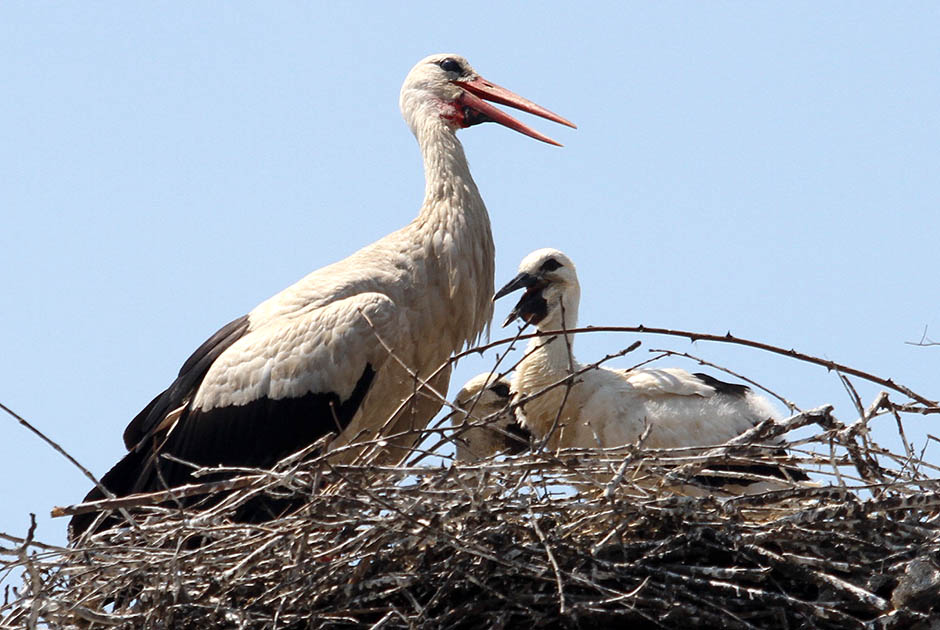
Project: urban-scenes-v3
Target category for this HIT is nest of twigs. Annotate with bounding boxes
[2,331,939,629]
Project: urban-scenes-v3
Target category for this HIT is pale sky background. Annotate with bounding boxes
[2,3,938,550]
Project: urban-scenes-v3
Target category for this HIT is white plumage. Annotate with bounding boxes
[449,373,528,461]
[495,249,797,474]
[72,55,572,537]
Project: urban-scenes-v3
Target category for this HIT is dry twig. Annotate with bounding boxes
[2,327,938,629]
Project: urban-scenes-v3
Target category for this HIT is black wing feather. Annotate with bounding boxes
[131,364,375,494]
[687,374,807,483]
[71,363,375,538]
[692,372,750,398]
[122,314,250,449]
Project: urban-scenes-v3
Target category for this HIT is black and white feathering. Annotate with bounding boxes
[71,55,573,538]
[495,248,807,488]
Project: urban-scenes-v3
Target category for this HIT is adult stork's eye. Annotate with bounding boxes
[438,58,462,74]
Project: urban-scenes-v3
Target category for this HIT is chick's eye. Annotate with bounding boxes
[438,58,462,74]
[540,258,563,272]
[489,383,511,398]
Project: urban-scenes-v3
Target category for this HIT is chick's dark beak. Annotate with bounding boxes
[494,271,537,301]
[494,272,547,328]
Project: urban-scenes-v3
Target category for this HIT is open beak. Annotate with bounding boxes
[494,271,537,301]
[494,272,543,327]
[454,76,576,146]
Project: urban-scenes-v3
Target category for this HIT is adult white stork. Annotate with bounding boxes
[494,248,806,486]
[70,55,573,537]
[449,373,530,461]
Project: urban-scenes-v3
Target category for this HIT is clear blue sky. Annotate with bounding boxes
[2,3,938,548]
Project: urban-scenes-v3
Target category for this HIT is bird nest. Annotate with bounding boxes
[2,332,939,629]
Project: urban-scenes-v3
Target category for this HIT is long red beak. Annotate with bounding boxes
[454,76,576,147]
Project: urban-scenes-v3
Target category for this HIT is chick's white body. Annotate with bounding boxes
[504,249,779,453]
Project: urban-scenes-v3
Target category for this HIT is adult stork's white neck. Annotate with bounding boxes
[396,54,575,350]
[401,54,571,210]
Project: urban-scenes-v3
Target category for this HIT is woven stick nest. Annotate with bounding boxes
[2,330,939,629]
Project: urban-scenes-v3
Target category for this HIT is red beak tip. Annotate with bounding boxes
[457,76,574,144]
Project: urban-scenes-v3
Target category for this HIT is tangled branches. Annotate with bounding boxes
[2,329,939,629]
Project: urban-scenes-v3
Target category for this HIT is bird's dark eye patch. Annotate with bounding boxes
[488,382,511,398]
[438,58,462,74]
[540,258,563,272]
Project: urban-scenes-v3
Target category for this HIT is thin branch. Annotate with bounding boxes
[0,400,140,534]
[905,324,939,347]
[453,325,937,406]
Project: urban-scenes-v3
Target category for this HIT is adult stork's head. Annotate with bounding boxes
[495,248,580,330]
[449,372,530,460]
[400,53,575,146]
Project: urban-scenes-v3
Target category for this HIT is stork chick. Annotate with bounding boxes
[449,373,530,461]
[495,249,806,487]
